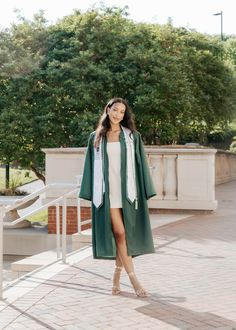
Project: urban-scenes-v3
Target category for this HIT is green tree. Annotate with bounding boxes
[0,6,236,182]
[0,11,48,183]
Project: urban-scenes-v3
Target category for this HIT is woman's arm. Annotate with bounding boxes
[78,133,94,201]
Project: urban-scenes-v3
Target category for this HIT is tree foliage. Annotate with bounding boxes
[0,6,236,180]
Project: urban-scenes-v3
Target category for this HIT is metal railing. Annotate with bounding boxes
[0,182,90,300]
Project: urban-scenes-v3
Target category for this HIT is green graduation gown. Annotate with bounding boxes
[79,130,156,260]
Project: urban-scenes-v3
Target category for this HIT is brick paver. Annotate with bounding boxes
[0,181,236,329]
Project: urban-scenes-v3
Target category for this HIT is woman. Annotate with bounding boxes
[79,97,156,297]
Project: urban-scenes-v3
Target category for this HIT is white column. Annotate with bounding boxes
[149,155,164,200]
[56,203,60,259]
[76,175,82,234]
[163,154,177,200]
[62,197,67,263]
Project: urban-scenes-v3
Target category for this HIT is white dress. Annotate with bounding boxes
[107,142,122,208]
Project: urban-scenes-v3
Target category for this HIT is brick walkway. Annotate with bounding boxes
[0,181,236,329]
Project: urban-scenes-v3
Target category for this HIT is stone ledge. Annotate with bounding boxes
[11,250,59,280]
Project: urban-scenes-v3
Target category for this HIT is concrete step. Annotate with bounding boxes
[11,250,60,280]
[10,230,91,280]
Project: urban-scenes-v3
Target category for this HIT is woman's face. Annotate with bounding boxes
[107,102,126,125]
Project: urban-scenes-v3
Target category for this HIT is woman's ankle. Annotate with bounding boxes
[127,272,149,297]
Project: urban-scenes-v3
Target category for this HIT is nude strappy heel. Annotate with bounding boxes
[112,266,123,295]
[128,272,150,297]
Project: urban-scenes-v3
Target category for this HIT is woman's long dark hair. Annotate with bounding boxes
[94,97,136,148]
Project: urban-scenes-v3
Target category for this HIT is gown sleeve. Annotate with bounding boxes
[137,132,156,200]
[78,133,94,201]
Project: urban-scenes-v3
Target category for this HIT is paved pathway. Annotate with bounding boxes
[0,181,236,329]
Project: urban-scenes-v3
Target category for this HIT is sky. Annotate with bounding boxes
[0,0,235,36]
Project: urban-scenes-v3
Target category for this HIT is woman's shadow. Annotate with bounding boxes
[121,291,236,329]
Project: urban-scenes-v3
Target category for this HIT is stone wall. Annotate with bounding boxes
[215,150,236,184]
[42,145,219,234]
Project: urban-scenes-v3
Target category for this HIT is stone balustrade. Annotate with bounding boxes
[215,150,236,184]
[43,145,235,234]
[144,146,217,210]
[43,145,218,211]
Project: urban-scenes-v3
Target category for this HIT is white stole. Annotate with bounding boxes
[93,137,105,208]
[93,126,137,209]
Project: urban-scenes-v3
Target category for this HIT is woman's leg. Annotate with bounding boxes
[115,252,123,267]
[110,208,149,297]
[110,208,134,273]
[112,252,123,295]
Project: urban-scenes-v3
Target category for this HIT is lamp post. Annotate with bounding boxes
[213,11,223,41]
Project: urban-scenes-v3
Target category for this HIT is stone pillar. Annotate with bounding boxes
[163,154,177,200]
[149,155,164,200]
